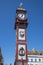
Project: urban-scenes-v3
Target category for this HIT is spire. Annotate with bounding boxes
[0,48,3,58]
[0,48,3,65]
[0,48,2,55]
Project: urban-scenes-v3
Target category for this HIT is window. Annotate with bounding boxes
[39,59,41,62]
[31,59,33,62]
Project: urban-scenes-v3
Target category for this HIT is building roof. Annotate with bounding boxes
[28,48,43,55]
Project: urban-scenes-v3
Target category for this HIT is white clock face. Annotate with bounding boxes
[18,13,26,20]
[18,29,25,40]
[18,44,26,60]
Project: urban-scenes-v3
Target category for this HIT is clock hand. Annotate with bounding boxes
[21,14,23,17]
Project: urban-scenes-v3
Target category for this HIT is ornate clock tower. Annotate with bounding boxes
[14,2,28,65]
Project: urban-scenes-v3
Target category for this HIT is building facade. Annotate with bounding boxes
[28,48,43,65]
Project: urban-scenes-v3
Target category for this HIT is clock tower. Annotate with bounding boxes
[14,2,28,65]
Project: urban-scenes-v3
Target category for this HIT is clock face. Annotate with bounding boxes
[18,13,26,20]
[19,47,25,56]
[18,29,25,40]
[18,44,26,60]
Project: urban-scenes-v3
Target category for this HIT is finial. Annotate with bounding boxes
[20,0,23,8]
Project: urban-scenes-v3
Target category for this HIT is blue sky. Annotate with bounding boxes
[0,0,43,65]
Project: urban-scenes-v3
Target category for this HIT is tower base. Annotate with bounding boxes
[14,61,28,65]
